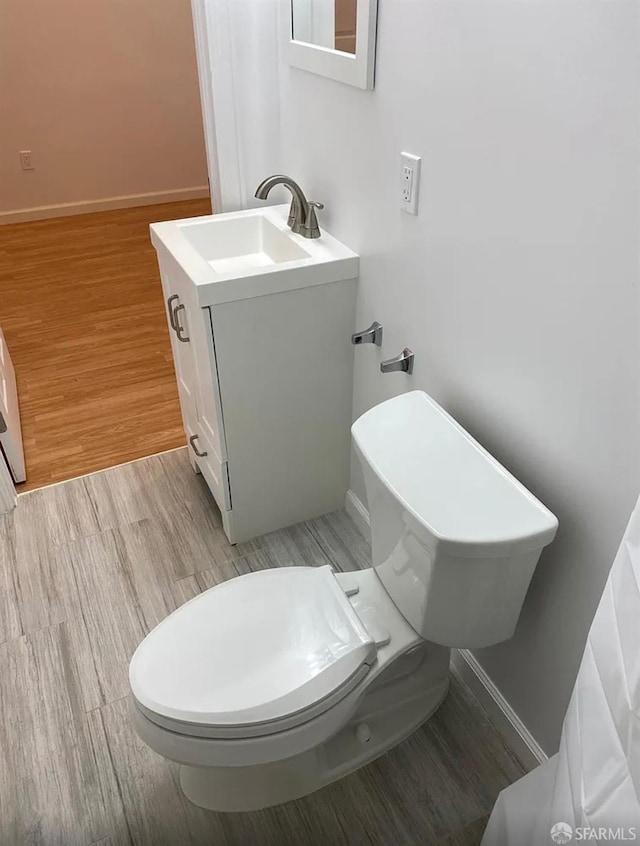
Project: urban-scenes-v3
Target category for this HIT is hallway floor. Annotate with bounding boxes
[0,448,526,845]
[0,199,211,491]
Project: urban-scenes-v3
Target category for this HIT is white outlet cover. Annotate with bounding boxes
[19,150,34,171]
[400,152,421,215]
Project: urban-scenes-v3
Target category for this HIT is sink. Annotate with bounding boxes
[150,204,358,307]
[179,214,311,273]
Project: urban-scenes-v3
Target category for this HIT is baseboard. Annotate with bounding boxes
[451,650,547,771]
[344,487,547,772]
[0,186,210,225]
[345,488,371,543]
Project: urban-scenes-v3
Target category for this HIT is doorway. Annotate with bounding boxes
[0,0,211,491]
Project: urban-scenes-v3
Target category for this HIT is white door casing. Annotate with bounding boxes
[0,450,16,513]
[0,328,21,513]
[0,327,25,486]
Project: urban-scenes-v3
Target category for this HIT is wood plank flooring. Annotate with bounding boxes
[0,199,211,492]
[0,448,526,845]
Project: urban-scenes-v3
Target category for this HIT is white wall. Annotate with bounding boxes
[0,0,208,218]
[279,0,640,754]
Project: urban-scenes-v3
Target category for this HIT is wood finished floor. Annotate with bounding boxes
[0,199,211,492]
[0,448,525,845]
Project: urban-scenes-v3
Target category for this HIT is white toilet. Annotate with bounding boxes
[129,391,558,812]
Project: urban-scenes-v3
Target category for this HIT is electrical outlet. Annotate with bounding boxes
[402,166,413,202]
[19,150,34,171]
[400,152,421,215]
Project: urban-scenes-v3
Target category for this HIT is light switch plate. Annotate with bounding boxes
[400,152,421,215]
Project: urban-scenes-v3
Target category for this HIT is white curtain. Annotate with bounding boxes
[483,498,640,844]
[193,0,283,212]
[225,0,283,208]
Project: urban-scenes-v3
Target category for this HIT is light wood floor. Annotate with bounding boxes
[0,199,211,492]
[0,448,526,845]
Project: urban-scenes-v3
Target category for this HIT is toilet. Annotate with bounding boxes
[129,391,558,812]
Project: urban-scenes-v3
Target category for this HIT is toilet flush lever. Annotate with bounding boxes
[352,321,383,346]
[380,348,414,374]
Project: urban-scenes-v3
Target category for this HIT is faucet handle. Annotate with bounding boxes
[303,201,324,239]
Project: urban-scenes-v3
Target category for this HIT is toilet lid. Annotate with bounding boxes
[129,565,376,730]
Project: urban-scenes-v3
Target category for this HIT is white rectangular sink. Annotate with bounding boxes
[180,214,311,272]
[150,204,358,307]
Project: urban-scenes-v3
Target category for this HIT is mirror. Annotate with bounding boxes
[286,0,377,90]
[292,0,358,54]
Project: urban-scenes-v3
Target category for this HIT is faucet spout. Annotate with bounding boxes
[254,175,323,239]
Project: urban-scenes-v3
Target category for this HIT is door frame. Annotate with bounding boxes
[0,453,16,515]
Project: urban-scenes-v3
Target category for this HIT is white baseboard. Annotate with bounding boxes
[345,488,371,542]
[451,650,547,771]
[0,186,210,225]
[344,487,546,772]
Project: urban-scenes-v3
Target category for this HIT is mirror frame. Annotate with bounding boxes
[285,0,378,90]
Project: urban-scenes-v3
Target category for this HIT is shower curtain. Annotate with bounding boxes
[192,0,283,212]
[482,497,640,844]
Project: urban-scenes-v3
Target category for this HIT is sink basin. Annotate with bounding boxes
[150,204,358,307]
[179,214,311,273]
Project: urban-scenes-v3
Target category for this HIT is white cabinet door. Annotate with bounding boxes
[189,307,227,462]
[159,263,230,508]
[161,272,199,429]
[168,294,198,409]
[0,327,25,483]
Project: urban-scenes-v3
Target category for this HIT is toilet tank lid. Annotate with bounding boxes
[352,391,558,559]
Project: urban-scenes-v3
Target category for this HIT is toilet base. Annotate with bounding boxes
[179,673,450,812]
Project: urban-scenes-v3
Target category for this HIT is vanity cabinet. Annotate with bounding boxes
[153,213,358,545]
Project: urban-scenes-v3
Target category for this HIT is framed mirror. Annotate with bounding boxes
[286,0,378,90]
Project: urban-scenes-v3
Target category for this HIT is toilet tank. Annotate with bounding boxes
[352,392,558,649]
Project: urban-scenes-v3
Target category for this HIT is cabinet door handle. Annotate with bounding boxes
[167,295,179,331]
[174,304,190,343]
[189,434,208,457]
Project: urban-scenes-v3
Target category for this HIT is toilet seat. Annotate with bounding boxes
[129,565,377,737]
[131,567,426,772]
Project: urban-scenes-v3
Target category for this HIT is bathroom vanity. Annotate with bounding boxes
[151,204,358,543]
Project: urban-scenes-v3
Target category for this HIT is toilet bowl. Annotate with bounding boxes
[129,391,558,812]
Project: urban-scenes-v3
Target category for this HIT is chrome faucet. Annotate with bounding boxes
[254,175,324,239]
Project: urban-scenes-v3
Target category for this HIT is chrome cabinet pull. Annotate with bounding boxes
[167,295,179,331]
[380,348,414,374]
[189,434,208,457]
[174,304,190,343]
